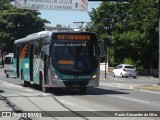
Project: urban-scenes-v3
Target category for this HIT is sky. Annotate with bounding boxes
[39,2,101,27]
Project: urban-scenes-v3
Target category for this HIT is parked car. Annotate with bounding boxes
[112,64,137,78]
[4,53,14,78]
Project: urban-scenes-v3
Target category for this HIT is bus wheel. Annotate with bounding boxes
[6,74,9,78]
[21,72,27,87]
[40,72,48,93]
[79,87,87,93]
[42,84,49,93]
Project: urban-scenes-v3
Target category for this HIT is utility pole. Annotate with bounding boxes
[158,16,160,85]
[157,0,160,84]
[104,39,109,78]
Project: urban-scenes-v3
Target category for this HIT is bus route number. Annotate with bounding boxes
[56,35,91,40]
[57,35,65,39]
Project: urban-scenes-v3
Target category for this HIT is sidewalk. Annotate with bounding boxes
[0,95,21,119]
[0,93,22,120]
[0,66,12,113]
[0,95,13,111]
[0,67,18,113]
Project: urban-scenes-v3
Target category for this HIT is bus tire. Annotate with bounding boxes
[79,87,87,93]
[21,71,27,87]
[6,74,9,78]
[40,72,48,93]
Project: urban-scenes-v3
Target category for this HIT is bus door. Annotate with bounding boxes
[43,44,50,85]
[30,45,34,83]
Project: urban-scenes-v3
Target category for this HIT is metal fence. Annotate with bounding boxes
[137,69,158,77]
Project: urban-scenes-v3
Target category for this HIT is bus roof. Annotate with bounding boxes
[5,53,14,57]
[14,31,96,44]
[14,31,52,44]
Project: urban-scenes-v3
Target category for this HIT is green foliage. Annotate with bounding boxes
[87,0,159,69]
[0,0,50,52]
[123,58,134,66]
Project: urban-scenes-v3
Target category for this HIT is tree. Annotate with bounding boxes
[126,0,159,69]
[86,0,159,69]
[0,0,50,53]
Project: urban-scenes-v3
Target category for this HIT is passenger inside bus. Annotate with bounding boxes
[77,52,84,68]
[76,48,90,69]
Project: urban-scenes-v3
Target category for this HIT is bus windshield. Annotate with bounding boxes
[4,57,12,64]
[52,41,98,75]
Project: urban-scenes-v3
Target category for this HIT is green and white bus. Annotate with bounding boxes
[13,30,100,93]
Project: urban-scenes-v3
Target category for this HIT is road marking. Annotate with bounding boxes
[138,89,160,95]
[100,83,134,89]
[114,79,126,81]
[118,96,149,104]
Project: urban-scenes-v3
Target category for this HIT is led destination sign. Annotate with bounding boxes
[55,34,91,40]
[58,60,75,65]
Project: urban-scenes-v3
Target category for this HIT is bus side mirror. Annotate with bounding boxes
[42,45,50,56]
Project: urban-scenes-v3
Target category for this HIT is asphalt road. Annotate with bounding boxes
[0,69,160,120]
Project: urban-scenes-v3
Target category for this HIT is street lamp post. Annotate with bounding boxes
[157,0,160,85]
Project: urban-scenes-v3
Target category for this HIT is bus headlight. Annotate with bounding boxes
[54,75,58,79]
[92,75,97,79]
[53,73,61,79]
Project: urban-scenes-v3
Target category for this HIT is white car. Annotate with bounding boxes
[4,53,14,78]
[112,64,137,78]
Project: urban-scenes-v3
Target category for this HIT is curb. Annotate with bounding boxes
[135,85,160,92]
